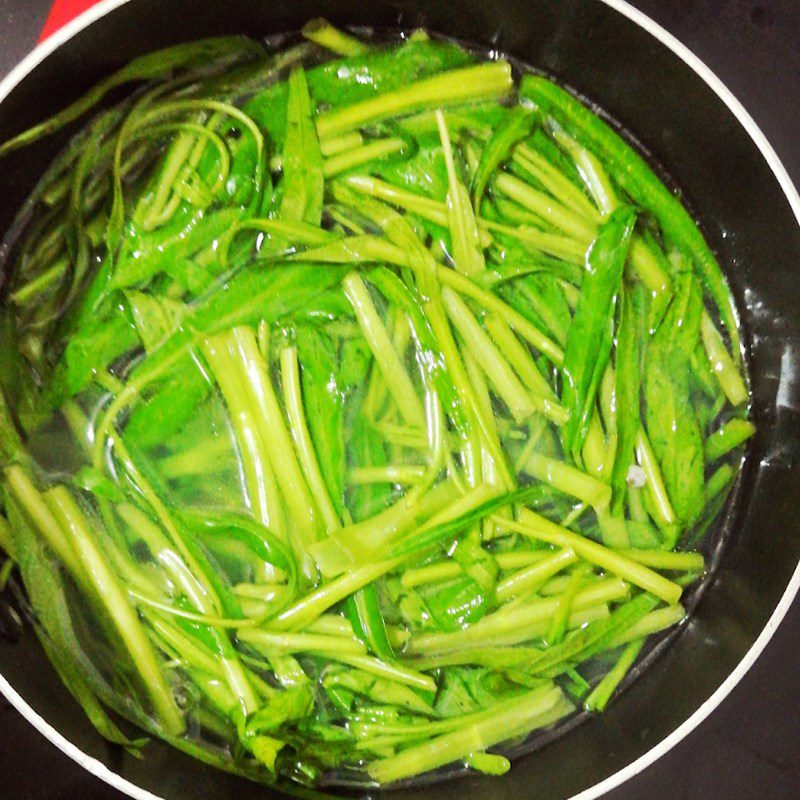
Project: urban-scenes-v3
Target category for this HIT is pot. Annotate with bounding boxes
[0,1,798,799]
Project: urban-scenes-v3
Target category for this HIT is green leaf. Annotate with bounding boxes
[123,360,211,448]
[471,108,536,207]
[125,291,186,352]
[48,312,139,406]
[344,584,394,660]
[434,667,525,717]
[451,532,499,596]
[279,67,324,226]
[295,327,345,516]
[610,286,641,514]
[561,206,636,458]
[112,208,243,290]
[645,272,705,526]
[418,574,488,632]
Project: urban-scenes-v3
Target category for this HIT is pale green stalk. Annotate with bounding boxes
[613,549,705,573]
[9,256,70,306]
[514,143,599,220]
[237,628,368,656]
[547,565,590,644]
[436,110,485,276]
[280,346,342,533]
[275,556,406,630]
[332,654,436,692]
[701,310,748,405]
[317,62,513,138]
[0,514,13,560]
[4,466,85,580]
[437,268,564,364]
[584,638,644,711]
[635,429,678,527]
[401,550,550,589]
[509,509,682,604]
[495,547,578,603]
[521,451,611,509]
[44,487,185,734]
[550,129,619,214]
[202,333,286,536]
[343,174,448,226]
[231,327,319,546]
[321,131,364,156]
[408,605,611,663]
[343,271,427,429]
[483,313,559,402]
[494,172,596,240]
[443,287,538,424]
[349,465,427,485]
[481,217,589,263]
[118,504,212,611]
[304,615,357,638]
[368,686,568,784]
[608,604,686,647]
[409,577,628,653]
[582,409,608,476]
[301,18,368,56]
[705,418,755,462]
[324,137,405,177]
[117,503,259,715]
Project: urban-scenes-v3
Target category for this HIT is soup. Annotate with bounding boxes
[0,20,751,789]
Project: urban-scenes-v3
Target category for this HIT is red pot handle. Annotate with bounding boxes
[40,0,103,42]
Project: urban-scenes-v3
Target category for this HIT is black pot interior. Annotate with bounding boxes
[0,1,799,799]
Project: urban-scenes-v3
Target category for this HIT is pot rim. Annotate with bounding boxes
[0,1,798,798]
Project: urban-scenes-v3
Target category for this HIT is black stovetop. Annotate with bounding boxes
[0,1,798,798]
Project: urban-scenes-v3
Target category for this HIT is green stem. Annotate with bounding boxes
[511,509,683,605]
[344,272,427,429]
[521,451,611,509]
[513,142,599,220]
[443,287,540,424]
[607,604,685,647]
[612,548,705,573]
[231,327,319,548]
[202,333,286,536]
[280,346,342,533]
[584,638,644,712]
[323,138,405,178]
[438,268,563,365]
[237,628,367,656]
[495,547,578,603]
[317,62,513,138]
[494,172,596,240]
[45,486,185,735]
[275,556,405,630]
[301,18,368,56]
[367,685,568,784]
[410,577,627,653]
[701,311,748,406]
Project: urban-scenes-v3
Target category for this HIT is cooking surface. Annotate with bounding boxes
[0,0,798,797]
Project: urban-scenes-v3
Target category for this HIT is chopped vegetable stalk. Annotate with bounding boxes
[301,18,369,56]
[509,510,683,605]
[368,685,569,784]
[317,62,514,138]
